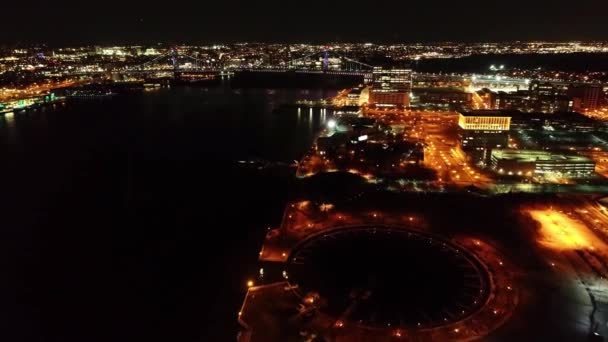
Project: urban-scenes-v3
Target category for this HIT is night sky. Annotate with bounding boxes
[2,0,607,44]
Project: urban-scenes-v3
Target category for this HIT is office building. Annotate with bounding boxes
[458,111,511,131]
[490,149,595,178]
[369,66,412,108]
[458,111,511,164]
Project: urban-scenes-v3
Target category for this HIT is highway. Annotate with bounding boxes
[0,79,89,102]
[416,111,494,188]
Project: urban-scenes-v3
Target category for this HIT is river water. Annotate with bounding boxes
[0,84,336,341]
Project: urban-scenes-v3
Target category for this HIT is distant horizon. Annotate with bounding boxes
[3,40,608,48]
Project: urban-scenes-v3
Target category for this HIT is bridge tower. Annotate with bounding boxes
[171,48,179,78]
[322,50,329,72]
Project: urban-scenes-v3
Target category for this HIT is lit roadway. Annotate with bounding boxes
[470,91,486,110]
[582,107,608,121]
[0,79,89,102]
[362,109,492,189]
[299,106,496,189]
[416,111,494,188]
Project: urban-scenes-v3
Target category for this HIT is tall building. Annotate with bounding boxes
[369,66,412,108]
[567,84,602,112]
[458,110,511,164]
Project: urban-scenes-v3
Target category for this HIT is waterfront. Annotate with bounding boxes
[0,84,336,341]
[3,52,608,342]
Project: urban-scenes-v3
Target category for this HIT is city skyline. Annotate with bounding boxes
[3,5,608,341]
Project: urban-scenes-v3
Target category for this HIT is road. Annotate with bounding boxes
[0,79,89,102]
[299,107,497,188]
[470,91,486,110]
[417,111,494,188]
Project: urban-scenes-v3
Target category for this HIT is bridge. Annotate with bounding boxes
[116,48,222,76]
[229,50,375,83]
[280,49,374,76]
[72,48,375,80]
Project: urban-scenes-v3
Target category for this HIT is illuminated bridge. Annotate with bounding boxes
[74,49,375,80]
[267,50,374,77]
[117,48,222,76]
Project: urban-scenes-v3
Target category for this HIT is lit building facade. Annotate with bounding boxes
[458,113,511,131]
[369,67,412,108]
[458,111,511,164]
[344,86,370,106]
[490,149,595,178]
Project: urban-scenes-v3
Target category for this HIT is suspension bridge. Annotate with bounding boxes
[238,50,375,81]
[76,48,375,80]
[118,48,223,76]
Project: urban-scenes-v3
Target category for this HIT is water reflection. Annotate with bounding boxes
[3,112,14,127]
[0,85,338,163]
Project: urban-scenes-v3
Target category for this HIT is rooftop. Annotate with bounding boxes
[459,110,511,117]
[491,149,594,163]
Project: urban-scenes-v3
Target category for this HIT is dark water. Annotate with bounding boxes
[0,85,335,341]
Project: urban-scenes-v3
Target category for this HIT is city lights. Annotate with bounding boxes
[2,32,608,342]
[527,209,593,250]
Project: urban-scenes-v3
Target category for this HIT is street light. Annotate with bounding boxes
[327,119,336,129]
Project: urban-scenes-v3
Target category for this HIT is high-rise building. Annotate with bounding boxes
[369,66,412,108]
[567,84,602,112]
[458,110,511,164]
